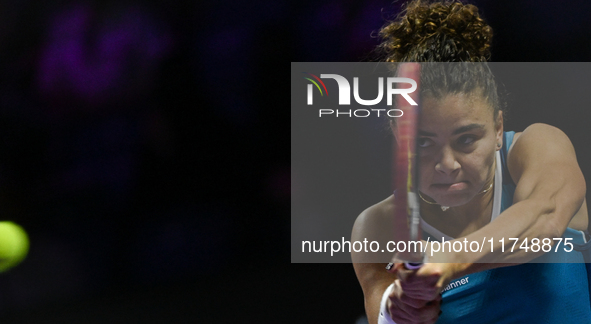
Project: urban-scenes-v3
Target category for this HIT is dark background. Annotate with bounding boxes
[0,0,588,323]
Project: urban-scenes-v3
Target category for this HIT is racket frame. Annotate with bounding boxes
[391,63,424,266]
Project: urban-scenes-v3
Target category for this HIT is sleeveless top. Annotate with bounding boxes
[422,131,591,323]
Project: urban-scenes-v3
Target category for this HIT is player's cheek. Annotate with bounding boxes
[473,145,496,168]
[459,156,486,180]
[418,161,435,188]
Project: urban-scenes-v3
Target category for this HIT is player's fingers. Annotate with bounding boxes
[399,282,440,300]
[388,280,418,323]
[397,266,442,300]
[398,290,429,308]
[389,280,441,323]
[399,290,441,308]
[395,265,416,282]
[391,297,441,324]
[398,266,441,285]
[393,273,440,302]
[410,299,441,321]
[387,300,416,324]
[419,299,441,323]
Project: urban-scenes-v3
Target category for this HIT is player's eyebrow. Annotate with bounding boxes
[452,123,485,135]
[418,130,437,137]
[418,124,485,137]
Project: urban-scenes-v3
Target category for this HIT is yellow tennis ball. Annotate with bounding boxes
[0,221,29,273]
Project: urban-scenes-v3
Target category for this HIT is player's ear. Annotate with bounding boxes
[495,110,503,150]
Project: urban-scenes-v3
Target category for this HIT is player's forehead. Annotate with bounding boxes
[419,92,494,133]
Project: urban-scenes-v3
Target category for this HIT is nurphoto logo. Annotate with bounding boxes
[302,73,417,117]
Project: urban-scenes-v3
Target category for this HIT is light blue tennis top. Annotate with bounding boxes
[423,131,591,323]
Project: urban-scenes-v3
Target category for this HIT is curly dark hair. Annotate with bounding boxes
[377,1,504,121]
[378,0,492,62]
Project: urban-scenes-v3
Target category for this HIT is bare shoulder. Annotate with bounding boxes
[352,195,395,242]
[351,195,398,265]
[506,123,587,230]
[509,123,574,154]
[509,131,522,150]
[507,123,578,183]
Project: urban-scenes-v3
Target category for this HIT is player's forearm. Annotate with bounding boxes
[354,261,398,324]
[365,287,386,324]
[360,276,397,324]
[432,198,569,276]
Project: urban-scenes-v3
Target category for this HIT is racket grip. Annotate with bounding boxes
[404,262,422,270]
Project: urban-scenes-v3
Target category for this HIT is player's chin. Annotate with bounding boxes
[432,192,473,207]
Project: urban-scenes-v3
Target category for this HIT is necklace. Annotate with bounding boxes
[418,182,493,211]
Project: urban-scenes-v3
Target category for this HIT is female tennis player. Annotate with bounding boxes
[351,1,591,323]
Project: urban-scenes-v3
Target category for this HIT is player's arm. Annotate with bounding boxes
[352,199,440,324]
[353,262,395,324]
[449,123,586,272]
[352,203,397,324]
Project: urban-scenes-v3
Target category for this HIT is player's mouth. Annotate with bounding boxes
[430,181,469,191]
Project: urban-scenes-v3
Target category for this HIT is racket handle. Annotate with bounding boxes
[404,262,422,270]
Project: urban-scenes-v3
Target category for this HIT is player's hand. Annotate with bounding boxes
[391,262,456,300]
[385,278,441,324]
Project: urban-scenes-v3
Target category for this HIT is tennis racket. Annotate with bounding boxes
[387,63,423,271]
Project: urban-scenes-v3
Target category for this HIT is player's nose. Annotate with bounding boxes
[435,146,460,175]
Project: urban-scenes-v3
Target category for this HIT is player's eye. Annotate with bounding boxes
[418,138,433,148]
[457,135,475,145]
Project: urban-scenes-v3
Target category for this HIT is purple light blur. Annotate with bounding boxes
[37,4,173,104]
